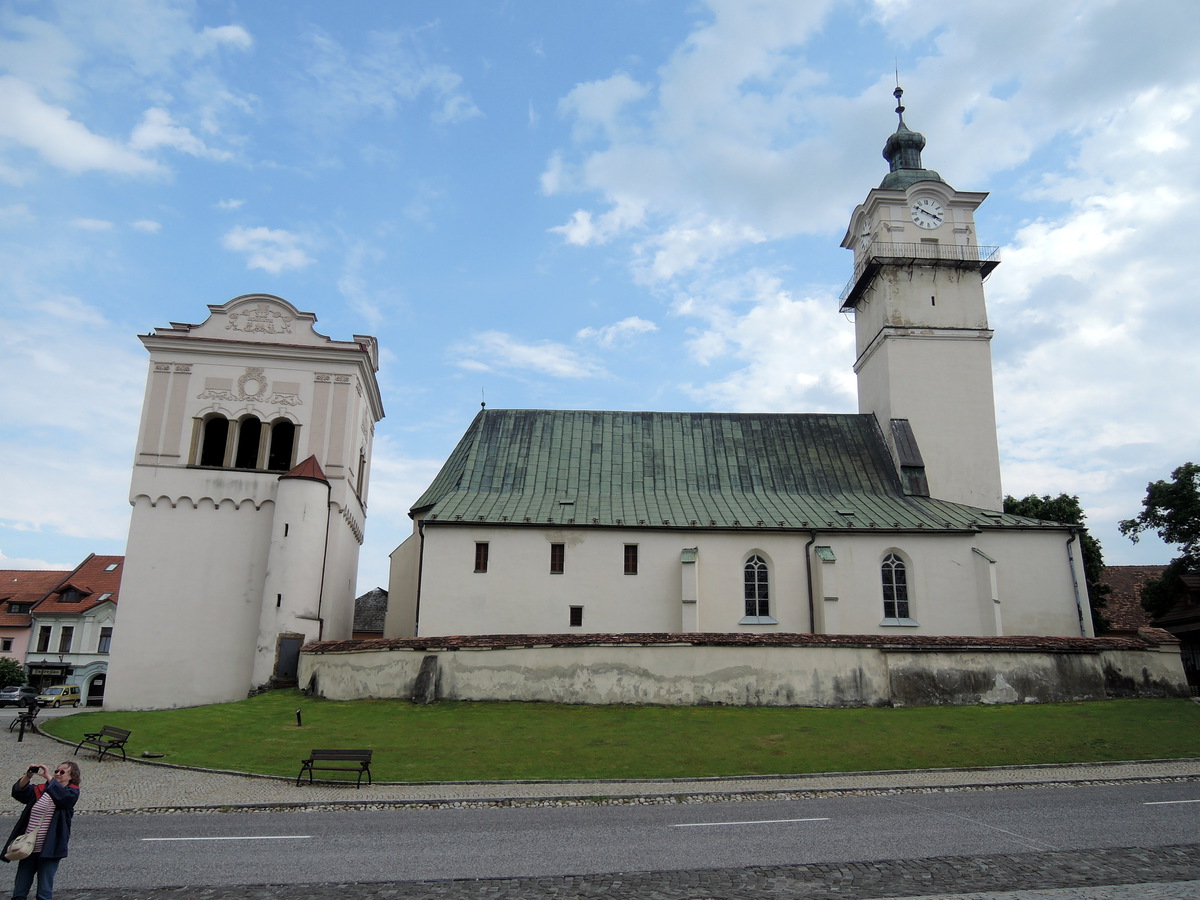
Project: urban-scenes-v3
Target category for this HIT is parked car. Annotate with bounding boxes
[0,686,38,707]
[35,684,81,708]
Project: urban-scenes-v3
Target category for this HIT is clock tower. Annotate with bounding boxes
[840,88,1003,510]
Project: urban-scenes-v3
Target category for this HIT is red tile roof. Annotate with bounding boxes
[33,554,123,616]
[281,455,328,484]
[1101,565,1164,634]
[0,570,69,628]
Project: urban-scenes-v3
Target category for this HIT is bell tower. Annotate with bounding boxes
[840,88,1003,510]
[105,294,384,709]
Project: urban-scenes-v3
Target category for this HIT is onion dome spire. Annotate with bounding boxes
[879,85,946,190]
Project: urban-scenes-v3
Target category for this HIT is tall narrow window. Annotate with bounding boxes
[36,626,51,653]
[474,542,489,573]
[267,420,296,471]
[97,627,113,654]
[624,544,638,575]
[569,606,583,627]
[234,417,262,469]
[882,553,910,620]
[58,626,74,653]
[198,416,229,466]
[744,555,769,617]
[550,543,565,574]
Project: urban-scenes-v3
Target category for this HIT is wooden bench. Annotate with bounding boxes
[74,725,131,762]
[297,749,373,788]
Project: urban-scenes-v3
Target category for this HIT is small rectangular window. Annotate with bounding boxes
[0,638,11,652]
[569,606,583,627]
[550,543,565,574]
[474,542,489,573]
[624,544,638,575]
[58,626,74,653]
[97,627,113,654]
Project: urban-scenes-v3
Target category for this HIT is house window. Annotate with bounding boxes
[104,562,119,572]
[882,552,913,622]
[198,415,229,466]
[58,626,74,653]
[36,626,51,653]
[744,555,770,617]
[0,638,11,652]
[624,544,638,575]
[550,543,565,574]
[569,606,583,627]
[7,603,31,615]
[60,589,81,603]
[98,627,113,654]
[474,542,489,573]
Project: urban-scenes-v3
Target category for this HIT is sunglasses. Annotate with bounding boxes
[54,769,69,776]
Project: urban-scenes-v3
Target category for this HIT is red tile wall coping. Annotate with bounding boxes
[307,627,1179,655]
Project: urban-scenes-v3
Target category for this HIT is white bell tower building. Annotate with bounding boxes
[840,88,1003,511]
[105,294,384,709]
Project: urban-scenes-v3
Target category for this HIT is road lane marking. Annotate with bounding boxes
[1143,799,1200,806]
[142,835,311,842]
[674,817,829,828]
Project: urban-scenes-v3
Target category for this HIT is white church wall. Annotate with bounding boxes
[976,530,1092,637]
[385,531,420,638]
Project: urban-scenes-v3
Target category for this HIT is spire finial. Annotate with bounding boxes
[893,84,905,127]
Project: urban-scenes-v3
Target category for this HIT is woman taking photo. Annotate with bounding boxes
[4,761,80,900]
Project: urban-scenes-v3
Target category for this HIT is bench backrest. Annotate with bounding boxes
[101,726,131,740]
[308,749,371,761]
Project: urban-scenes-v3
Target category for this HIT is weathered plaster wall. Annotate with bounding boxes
[299,631,1188,708]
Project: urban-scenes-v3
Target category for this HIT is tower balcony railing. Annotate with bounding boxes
[839,241,1001,311]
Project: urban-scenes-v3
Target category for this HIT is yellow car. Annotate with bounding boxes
[36,684,81,708]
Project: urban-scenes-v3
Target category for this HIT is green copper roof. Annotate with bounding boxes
[411,409,1062,533]
[879,87,947,190]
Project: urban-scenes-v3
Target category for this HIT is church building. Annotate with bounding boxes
[385,91,1093,642]
[105,295,384,709]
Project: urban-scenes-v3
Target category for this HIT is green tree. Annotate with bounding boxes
[0,656,27,687]
[1004,493,1110,633]
[1119,462,1200,620]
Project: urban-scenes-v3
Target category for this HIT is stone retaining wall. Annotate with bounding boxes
[298,629,1189,707]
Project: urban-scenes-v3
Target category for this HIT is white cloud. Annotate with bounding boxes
[216,198,245,210]
[129,107,231,160]
[577,316,658,347]
[222,226,315,273]
[452,332,604,379]
[675,270,856,412]
[131,219,161,233]
[70,217,113,231]
[197,25,253,54]
[0,75,161,176]
[294,29,480,128]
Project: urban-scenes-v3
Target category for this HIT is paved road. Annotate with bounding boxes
[0,709,1196,899]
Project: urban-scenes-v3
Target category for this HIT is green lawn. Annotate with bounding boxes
[41,692,1200,782]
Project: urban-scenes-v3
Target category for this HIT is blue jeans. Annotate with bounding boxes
[11,853,60,900]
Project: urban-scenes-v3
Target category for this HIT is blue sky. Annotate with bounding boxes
[1,0,1197,594]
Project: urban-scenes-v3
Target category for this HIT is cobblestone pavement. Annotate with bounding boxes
[2,717,1197,898]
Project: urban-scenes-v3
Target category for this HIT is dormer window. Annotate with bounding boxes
[7,602,31,615]
[60,589,82,603]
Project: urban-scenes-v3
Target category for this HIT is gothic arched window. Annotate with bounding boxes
[882,552,911,620]
[744,554,770,617]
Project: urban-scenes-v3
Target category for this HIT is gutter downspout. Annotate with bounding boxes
[413,519,426,636]
[1065,529,1086,636]
[316,480,332,641]
[804,529,818,633]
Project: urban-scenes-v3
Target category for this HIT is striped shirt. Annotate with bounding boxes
[27,790,54,853]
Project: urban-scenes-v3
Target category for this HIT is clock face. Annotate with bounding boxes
[910,197,945,229]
